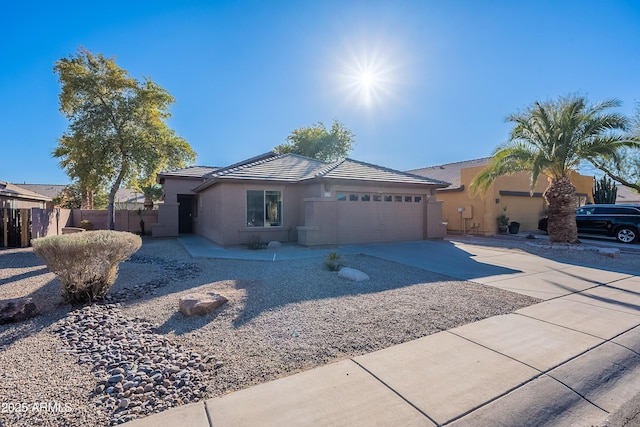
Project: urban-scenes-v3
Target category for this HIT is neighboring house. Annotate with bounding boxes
[408,158,593,235]
[616,185,640,205]
[18,184,148,210]
[154,152,449,246]
[0,181,51,209]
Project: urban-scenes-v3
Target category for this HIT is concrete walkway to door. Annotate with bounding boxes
[126,236,640,426]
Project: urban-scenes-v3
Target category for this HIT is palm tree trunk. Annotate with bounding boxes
[544,176,579,243]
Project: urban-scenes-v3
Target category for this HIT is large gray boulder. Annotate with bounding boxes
[338,267,369,282]
[0,297,39,324]
[179,293,228,316]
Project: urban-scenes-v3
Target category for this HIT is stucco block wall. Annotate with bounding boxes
[31,208,73,238]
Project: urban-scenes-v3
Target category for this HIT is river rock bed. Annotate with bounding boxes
[53,303,218,425]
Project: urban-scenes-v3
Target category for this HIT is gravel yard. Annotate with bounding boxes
[1,236,636,426]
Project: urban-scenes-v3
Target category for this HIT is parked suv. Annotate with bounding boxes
[538,204,640,244]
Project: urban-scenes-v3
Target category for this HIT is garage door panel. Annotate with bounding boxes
[336,197,423,244]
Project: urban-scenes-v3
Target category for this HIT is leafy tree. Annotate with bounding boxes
[592,148,640,193]
[53,47,196,229]
[54,132,110,209]
[590,103,640,192]
[52,184,82,209]
[471,95,639,243]
[275,119,355,161]
[52,182,108,209]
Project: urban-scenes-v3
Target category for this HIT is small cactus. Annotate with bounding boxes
[593,175,617,204]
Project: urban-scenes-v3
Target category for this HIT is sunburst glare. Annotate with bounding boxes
[330,38,406,110]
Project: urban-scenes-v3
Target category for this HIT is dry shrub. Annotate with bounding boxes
[32,231,142,305]
[78,220,94,231]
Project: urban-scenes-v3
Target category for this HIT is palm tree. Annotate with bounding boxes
[140,184,164,210]
[471,95,639,243]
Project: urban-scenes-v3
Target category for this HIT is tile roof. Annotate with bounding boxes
[209,153,324,182]
[192,154,450,191]
[0,181,51,201]
[407,158,491,189]
[312,158,450,186]
[158,166,220,179]
[15,183,66,199]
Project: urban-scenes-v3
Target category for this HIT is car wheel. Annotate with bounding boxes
[615,227,638,244]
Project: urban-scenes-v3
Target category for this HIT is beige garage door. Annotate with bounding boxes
[335,193,424,245]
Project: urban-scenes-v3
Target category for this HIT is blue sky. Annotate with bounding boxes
[1,0,639,185]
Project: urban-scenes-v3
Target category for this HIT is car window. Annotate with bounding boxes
[577,207,595,215]
[595,208,616,214]
[617,207,640,215]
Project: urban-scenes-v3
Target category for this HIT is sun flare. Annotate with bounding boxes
[330,38,404,110]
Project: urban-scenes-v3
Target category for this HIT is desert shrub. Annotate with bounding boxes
[247,234,264,250]
[78,220,94,231]
[324,251,344,271]
[32,231,142,305]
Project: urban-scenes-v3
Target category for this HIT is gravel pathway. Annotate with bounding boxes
[3,236,634,426]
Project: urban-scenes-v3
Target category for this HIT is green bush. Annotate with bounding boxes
[32,231,142,305]
[324,251,344,271]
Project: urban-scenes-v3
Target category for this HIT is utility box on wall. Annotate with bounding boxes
[462,205,473,219]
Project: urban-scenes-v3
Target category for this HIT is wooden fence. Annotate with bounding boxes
[0,208,30,248]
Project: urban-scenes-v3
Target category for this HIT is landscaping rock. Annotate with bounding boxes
[338,267,369,282]
[0,296,38,324]
[53,303,211,425]
[179,292,228,316]
[597,247,620,258]
[267,241,282,250]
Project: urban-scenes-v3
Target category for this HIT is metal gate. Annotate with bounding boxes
[0,208,31,248]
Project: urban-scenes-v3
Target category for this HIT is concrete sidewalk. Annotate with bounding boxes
[126,237,640,426]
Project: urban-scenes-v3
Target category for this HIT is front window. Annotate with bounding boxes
[247,190,282,227]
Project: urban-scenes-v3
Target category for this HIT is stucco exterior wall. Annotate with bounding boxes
[197,182,302,246]
[153,177,202,237]
[439,166,594,235]
[0,198,46,209]
[162,177,202,203]
[157,175,445,247]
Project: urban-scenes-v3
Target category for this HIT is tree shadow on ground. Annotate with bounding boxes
[0,267,50,286]
[156,309,225,335]
[0,277,72,349]
[56,238,523,334]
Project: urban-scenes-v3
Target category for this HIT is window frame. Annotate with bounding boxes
[246,189,283,228]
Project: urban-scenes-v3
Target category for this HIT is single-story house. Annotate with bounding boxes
[154,152,450,246]
[408,158,594,235]
[0,181,51,209]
